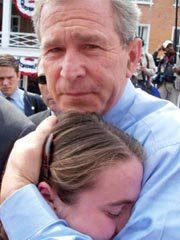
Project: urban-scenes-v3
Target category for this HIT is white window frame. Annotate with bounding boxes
[11,15,20,32]
[131,0,153,5]
[173,0,180,7]
[136,24,150,52]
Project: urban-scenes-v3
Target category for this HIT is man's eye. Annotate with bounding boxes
[84,44,100,49]
[49,48,64,53]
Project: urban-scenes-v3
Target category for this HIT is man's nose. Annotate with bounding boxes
[2,79,9,85]
[60,50,86,82]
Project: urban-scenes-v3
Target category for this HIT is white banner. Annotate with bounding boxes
[14,0,35,19]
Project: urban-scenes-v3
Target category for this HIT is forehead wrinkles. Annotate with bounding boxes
[40,5,115,33]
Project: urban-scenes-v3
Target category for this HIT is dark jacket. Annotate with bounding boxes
[29,109,52,126]
[24,91,47,117]
[0,96,35,177]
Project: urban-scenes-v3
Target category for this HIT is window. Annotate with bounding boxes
[174,0,180,6]
[136,24,150,51]
[11,15,20,32]
[131,0,153,5]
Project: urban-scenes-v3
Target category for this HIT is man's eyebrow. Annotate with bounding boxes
[42,33,107,49]
[42,38,63,49]
[73,32,107,44]
[0,76,12,79]
[107,199,134,207]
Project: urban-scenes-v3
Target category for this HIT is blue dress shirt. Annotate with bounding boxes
[1,80,180,240]
[0,88,25,113]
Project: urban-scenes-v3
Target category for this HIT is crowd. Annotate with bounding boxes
[0,0,180,240]
[131,38,180,107]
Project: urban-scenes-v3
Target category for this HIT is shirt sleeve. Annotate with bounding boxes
[0,184,91,240]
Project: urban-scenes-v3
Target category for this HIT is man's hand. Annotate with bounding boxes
[140,66,146,72]
[0,116,58,203]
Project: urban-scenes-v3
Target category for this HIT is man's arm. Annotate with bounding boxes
[143,53,156,77]
[114,145,180,240]
[152,45,163,66]
[1,185,91,240]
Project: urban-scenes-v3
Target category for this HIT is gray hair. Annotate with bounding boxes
[112,0,141,44]
[32,0,141,44]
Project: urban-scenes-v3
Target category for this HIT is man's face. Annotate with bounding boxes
[55,158,143,240]
[40,0,140,114]
[39,83,58,113]
[165,44,175,56]
[0,67,20,97]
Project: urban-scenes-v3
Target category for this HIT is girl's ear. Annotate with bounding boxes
[38,181,57,210]
[38,181,66,217]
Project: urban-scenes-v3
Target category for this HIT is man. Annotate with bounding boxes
[153,40,179,105]
[0,0,180,240]
[0,54,47,116]
[30,58,59,125]
[132,38,159,97]
[132,38,156,87]
[0,96,35,178]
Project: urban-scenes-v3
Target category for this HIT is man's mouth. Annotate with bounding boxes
[2,88,10,92]
[62,92,94,97]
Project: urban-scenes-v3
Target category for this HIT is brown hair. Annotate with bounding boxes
[0,54,19,73]
[41,112,145,204]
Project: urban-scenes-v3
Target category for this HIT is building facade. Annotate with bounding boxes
[0,0,39,57]
[134,0,180,54]
[0,0,180,80]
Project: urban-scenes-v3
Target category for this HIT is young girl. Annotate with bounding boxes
[39,112,144,240]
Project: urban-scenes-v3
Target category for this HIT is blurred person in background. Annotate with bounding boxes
[0,54,47,116]
[131,37,159,97]
[153,40,179,105]
[30,58,59,126]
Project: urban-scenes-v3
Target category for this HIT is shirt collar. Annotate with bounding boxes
[10,88,21,100]
[103,80,136,124]
[0,88,20,100]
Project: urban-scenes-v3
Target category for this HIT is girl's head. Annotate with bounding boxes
[39,112,145,240]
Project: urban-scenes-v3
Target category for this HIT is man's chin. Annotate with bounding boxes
[59,102,100,114]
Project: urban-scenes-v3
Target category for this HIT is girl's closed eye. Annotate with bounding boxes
[106,206,125,219]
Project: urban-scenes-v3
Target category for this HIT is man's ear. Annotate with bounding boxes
[126,38,142,78]
[38,181,58,210]
[17,71,21,80]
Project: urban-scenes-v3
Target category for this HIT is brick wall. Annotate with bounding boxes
[139,0,180,54]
